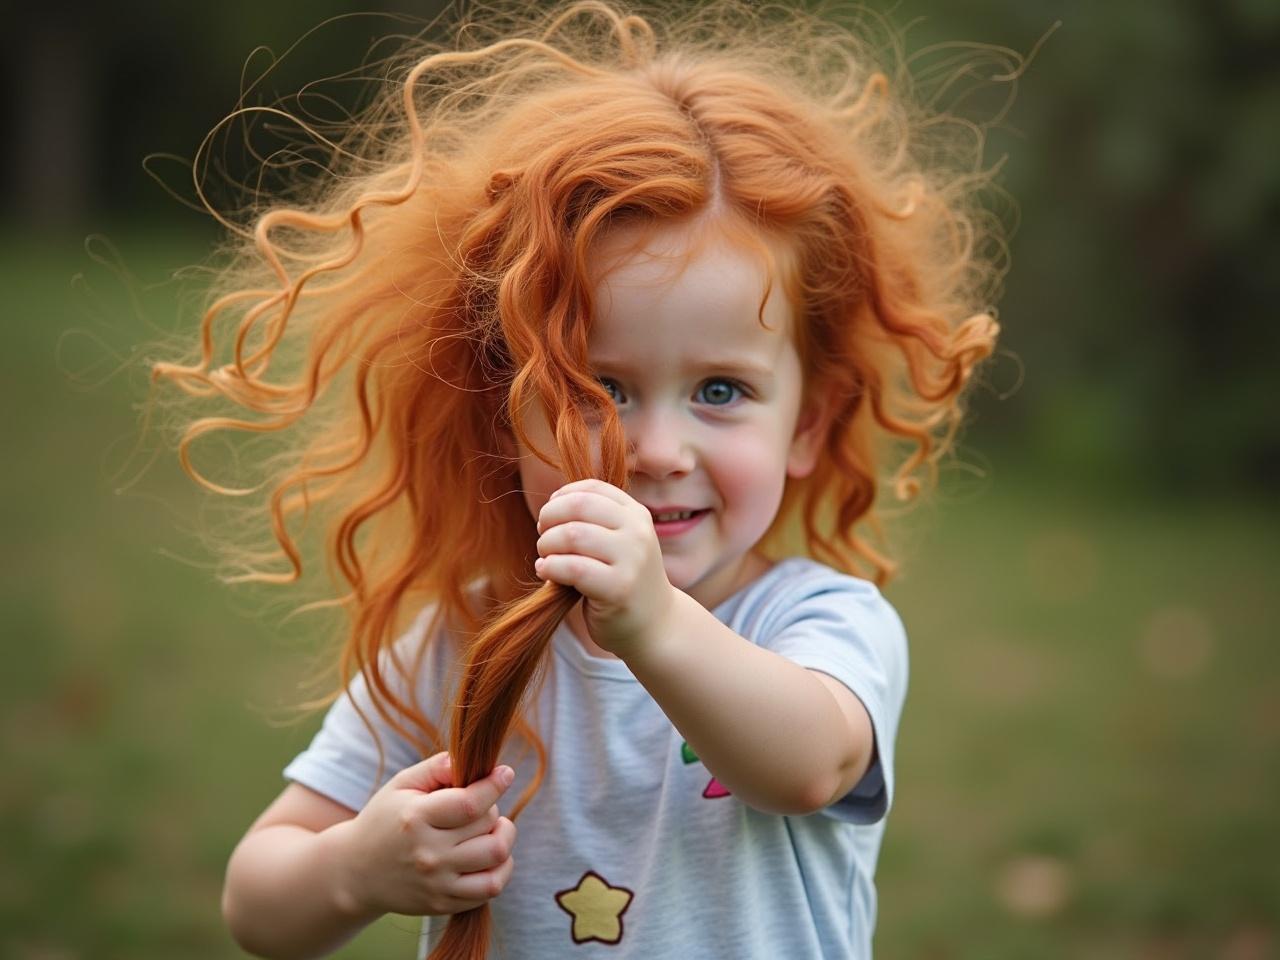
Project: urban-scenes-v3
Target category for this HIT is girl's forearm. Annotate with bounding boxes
[623,589,865,815]
[223,819,377,960]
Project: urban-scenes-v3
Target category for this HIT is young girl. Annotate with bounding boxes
[152,1,1004,957]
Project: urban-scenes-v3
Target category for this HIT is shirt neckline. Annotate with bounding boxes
[550,556,812,680]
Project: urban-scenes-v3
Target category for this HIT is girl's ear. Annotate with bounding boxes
[786,390,834,480]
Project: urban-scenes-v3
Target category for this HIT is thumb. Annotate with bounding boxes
[389,751,455,793]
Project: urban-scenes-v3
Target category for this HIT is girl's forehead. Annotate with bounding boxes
[588,216,790,283]
[587,219,798,343]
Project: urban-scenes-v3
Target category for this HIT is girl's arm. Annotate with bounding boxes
[222,785,375,959]
[534,479,878,817]
[222,755,518,960]
[623,589,875,816]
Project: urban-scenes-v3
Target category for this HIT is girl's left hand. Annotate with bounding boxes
[534,479,676,658]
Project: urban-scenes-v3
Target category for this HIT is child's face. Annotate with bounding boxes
[508,220,826,610]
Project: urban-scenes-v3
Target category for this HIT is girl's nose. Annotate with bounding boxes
[627,410,695,478]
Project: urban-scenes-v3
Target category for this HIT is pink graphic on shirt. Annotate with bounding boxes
[680,739,731,799]
[702,778,731,799]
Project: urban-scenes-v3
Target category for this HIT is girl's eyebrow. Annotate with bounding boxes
[593,356,775,381]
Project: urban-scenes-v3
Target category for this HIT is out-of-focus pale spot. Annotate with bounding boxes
[958,635,1049,709]
[994,854,1072,918]
[1220,923,1274,960]
[1139,605,1214,680]
[1025,528,1099,603]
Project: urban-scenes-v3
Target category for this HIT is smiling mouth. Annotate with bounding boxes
[652,509,705,522]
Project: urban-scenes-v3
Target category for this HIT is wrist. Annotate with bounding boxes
[620,585,690,674]
[320,818,379,924]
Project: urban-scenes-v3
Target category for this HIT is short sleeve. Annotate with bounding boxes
[281,604,453,812]
[757,572,909,824]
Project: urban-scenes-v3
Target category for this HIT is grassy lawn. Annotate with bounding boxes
[3,231,1276,958]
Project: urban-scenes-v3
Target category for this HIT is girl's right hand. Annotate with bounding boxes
[333,751,518,918]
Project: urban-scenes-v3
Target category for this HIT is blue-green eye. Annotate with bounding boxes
[597,377,625,403]
[697,378,744,405]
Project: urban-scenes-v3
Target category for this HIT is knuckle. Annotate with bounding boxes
[413,850,440,875]
[458,794,479,821]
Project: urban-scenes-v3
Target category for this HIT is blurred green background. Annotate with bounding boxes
[4,1,1277,958]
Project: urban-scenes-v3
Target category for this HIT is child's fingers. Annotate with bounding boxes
[536,490,623,534]
[536,521,619,565]
[451,851,516,904]
[421,766,514,830]
[533,554,612,595]
[548,478,630,506]
[444,803,501,845]
[388,751,454,793]
[449,816,517,873]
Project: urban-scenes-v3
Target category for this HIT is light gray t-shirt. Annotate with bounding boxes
[283,556,909,959]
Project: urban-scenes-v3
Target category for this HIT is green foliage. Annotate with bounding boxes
[917,1,1280,490]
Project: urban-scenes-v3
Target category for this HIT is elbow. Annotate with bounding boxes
[735,775,837,817]
[791,760,861,817]
[221,882,263,959]
[221,869,290,960]
[792,775,841,817]
[221,885,251,955]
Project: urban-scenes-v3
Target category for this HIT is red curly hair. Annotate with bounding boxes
[146,1,1006,955]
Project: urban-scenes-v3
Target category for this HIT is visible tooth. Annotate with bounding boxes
[655,510,694,522]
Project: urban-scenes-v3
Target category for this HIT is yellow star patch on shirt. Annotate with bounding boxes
[554,870,635,945]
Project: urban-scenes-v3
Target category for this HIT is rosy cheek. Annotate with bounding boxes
[710,437,785,513]
[515,453,562,517]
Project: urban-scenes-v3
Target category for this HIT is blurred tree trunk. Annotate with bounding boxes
[15,9,91,231]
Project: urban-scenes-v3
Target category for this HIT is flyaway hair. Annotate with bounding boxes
[145,1,1007,955]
